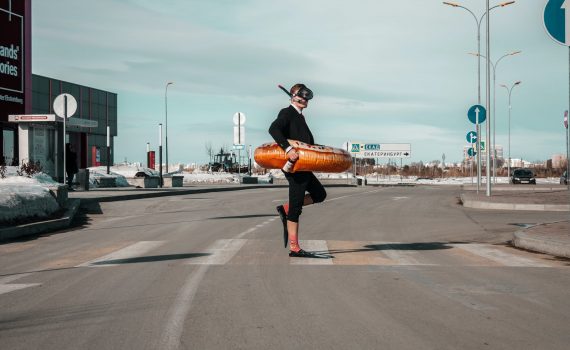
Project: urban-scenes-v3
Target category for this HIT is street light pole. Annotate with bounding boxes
[165,82,173,173]
[470,50,521,184]
[500,81,521,181]
[159,123,163,188]
[443,1,515,192]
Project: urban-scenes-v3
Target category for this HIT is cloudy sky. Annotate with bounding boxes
[32,0,569,164]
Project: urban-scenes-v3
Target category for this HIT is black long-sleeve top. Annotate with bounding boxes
[268,105,315,151]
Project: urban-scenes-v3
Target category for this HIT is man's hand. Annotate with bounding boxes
[287,148,299,162]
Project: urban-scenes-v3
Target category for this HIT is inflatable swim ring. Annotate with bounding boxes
[254,140,352,173]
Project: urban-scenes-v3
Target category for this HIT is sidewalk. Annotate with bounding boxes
[460,186,570,259]
[460,187,570,211]
[513,221,570,259]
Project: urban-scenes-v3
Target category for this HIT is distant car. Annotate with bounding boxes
[510,168,536,185]
[561,171,568,185]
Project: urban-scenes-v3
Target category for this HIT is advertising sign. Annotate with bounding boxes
[0,1,29,121]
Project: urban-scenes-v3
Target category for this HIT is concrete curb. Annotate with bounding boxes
[460,194,570,212]
[74,183,356,204]
[513,227,570,259]
[0,199,81,242]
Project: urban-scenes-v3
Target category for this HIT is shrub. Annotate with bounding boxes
[18,161,43,178]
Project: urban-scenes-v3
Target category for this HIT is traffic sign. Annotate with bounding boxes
[233,144,245,150]
[233,112,246,125]
[466,131,477,144]
[349,143,411,158]
[53,93,77,118]
[544,0,570,46]
[467,105,486,124]
[467,148,476,157]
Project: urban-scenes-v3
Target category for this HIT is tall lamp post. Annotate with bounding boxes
[500,81,521,181]
[469,50,521,184]
[443,1,515,193]
[165,82,174,173]
[159,123,163,188]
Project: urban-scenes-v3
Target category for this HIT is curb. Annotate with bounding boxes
[512,227,570,259]
[0,199,81,242]
[460,194,570,212]
[74,183,356,204]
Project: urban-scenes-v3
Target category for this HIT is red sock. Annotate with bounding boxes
[290,239,301,252]
[283,203,289,215]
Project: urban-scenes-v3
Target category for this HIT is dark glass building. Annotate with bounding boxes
[31,74,117,169]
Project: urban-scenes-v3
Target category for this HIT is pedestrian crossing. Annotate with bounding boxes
[60,239,564,268]
[0,239,564,297]
[180,239,563,268]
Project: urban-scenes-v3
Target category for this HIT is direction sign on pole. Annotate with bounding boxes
[544,0,570,46]
[467,105,486,124]
[467,148,476,157]
[466,131,477,144]
[349,143,411,158]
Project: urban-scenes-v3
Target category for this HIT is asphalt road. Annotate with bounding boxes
[1,186,569,350]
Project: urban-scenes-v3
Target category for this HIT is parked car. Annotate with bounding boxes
[510,168,536,184]
[561,171,568,185]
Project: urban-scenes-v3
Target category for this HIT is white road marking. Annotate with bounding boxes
[392,196,409,201]
[0,273,41,296]
[452,244,550,267]
[379,243,428,265]
[77,241,165,267]
[290,240,333,265]
[159,264,208,350]
[187,239,247,265]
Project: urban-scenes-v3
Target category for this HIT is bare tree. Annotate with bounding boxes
[205,141,214,164]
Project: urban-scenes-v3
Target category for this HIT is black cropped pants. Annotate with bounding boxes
[284,171,327,222]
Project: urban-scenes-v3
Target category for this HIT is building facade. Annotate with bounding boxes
[31,74,117,170]
[1,1,118,178]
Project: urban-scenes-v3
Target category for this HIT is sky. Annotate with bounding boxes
[31,0,570,165]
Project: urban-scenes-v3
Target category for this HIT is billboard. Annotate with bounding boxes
[0,0,30,121]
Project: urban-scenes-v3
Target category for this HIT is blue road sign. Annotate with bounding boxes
[466,131,477,144]
[544,0,570,46]
[467,105,486,124]
[467,148,476,157]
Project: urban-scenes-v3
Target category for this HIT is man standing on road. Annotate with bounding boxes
[269,83,327,257]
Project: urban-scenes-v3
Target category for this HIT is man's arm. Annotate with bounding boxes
[268,110,292,152]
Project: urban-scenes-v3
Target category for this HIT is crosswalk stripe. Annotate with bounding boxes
[187,239,247,265]
[290,240,333,265]
[451,244,551,267]
[0,273,41,296]
[77,241,165,267]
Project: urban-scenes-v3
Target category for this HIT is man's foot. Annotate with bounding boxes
[276,205,288,248]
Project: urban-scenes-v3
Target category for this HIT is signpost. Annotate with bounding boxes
[468,105,486,193]
[233,113,246,179]
[53,93,77,185]
[544,1,570,195]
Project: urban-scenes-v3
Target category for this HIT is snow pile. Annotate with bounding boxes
[182,170,239,184]
[87,166,132,187]
[0,167,60,224]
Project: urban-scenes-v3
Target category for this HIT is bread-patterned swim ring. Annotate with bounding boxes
[254,140,352,173]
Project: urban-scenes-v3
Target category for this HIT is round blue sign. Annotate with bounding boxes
[467,148,476,157]
[467,105,486,124]
[466,131,477,144]
[544,0,569,46]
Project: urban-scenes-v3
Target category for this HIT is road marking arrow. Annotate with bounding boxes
[561,0,570,45]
